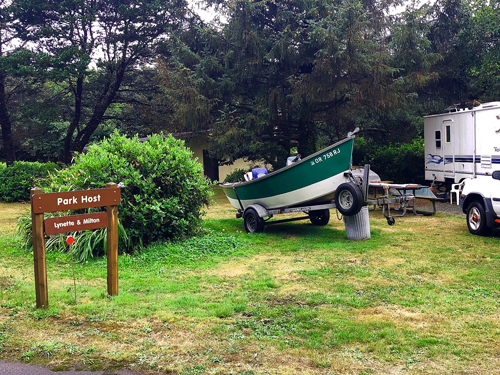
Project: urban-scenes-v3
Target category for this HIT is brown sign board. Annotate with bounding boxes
[31,183,121,308]
[44,212,108,235]
[32,188,121,214]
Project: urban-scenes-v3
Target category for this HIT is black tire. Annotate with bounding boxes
[334,182,363,216]
[466,201,491,236]
[244,208,265,233]
[309,209,330,226]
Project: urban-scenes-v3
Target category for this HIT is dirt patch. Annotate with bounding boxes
[205,261,250,278]
[381,258,406,266]
[0,276,18,290]
[205,254,323,280]
[0,202,30,234]
[356,304,445,330]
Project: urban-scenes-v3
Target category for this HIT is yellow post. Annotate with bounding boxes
[31,187,48,308]
[106,182,119,296]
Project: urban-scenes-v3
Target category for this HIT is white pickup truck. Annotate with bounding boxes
[459,172,500,235]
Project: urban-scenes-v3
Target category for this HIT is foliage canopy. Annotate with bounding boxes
[0,0,499,181]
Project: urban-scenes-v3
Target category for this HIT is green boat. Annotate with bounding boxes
[220,132,364,232]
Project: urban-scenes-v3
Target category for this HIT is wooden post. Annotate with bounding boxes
[106,182,119,296]
[31,187,48,308]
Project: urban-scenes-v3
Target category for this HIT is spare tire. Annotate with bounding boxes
[334,182,363,216]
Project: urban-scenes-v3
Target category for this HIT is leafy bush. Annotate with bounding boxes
[353,137,425,184]
[0,161,59,202]
[223,168,249,183]
[352,137,375,167]
[19,132,213,258]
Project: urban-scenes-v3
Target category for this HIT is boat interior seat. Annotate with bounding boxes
[252,168,268,179]
[286,155,301,166]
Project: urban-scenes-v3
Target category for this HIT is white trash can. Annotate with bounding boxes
[344,206,371,241]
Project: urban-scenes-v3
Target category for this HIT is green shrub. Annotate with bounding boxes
[353,138,425,184]
[223,168,249,183]
[0,161,59,202]
[19,132,214,258]
[352,137,375,167]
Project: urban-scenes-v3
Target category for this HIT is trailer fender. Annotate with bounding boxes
[245,204,269,218]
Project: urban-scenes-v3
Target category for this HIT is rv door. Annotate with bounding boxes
[442,120,455,179]
[424,121,445,181]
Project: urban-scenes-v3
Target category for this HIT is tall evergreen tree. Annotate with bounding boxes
[0,2,18,165]
[13,0,189,162]
[470,0,500,101]
[160,0,437,169]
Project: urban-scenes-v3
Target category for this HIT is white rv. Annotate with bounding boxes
[424,102,500,186]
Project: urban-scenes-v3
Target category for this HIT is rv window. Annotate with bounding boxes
[435,130,441,149]
[445,124,451,143]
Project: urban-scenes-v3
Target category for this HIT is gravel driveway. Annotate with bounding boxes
[434,200,464,215]
[0,361,145,375]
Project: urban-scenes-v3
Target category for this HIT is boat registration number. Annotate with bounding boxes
[311,148,341,165]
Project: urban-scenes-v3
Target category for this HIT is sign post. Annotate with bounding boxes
[31,187,48,308]
[30,184,121,308]
[66,236,77,304]
[106,182,119,296]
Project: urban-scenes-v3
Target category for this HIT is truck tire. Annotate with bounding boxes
[466,201,491,236]
[309,209,330,226]
[244,208,265,233]
[335,183,363,216]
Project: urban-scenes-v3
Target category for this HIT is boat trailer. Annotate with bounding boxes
[233,166,440,233]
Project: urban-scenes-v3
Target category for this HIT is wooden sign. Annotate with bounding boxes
[31,183,120,309]
[44,212,108,235]
[32,188,120,213]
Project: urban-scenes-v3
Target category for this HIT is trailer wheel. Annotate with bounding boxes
[334,183,363,216]
[309,209,330,226]
[244,208,265,233]
[466,201,490,236]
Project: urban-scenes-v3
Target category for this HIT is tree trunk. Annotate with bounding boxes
[62,76,85,164]
[0,73,15,166]
[62,63,127,163]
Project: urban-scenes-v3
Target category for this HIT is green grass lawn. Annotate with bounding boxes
[0,188,499,374]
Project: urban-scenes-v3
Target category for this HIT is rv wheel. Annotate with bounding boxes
[309,209,330,226]
[334,183,363,216]
[466,201,490,236]
[244,208,265,233]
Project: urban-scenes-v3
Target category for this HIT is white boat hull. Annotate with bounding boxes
[225,171,349,210]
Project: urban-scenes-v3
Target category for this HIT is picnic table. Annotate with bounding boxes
[367,182,446,223]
